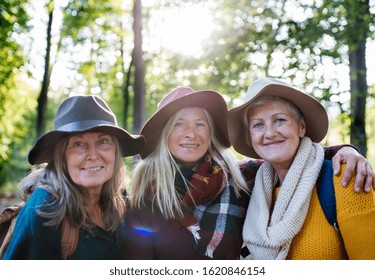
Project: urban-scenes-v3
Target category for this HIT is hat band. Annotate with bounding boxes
[55,120,117,132]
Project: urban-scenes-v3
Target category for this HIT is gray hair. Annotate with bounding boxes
[18,135,126,232]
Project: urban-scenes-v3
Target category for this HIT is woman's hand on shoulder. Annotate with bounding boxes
[332,146,375,192]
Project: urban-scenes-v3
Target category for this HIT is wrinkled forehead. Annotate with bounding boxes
[247,96,303,120]
[175,107,209,119]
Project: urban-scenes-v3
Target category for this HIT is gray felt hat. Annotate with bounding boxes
[28,95,145,164]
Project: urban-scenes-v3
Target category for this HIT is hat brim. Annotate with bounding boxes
[28,125,145,164]
[228,83,328,158]
[140,90,230,158]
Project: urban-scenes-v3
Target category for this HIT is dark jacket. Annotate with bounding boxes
[124,186,249,260]
[2,188,125,260]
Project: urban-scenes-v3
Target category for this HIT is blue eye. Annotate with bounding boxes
[99,138,109,144]
[69,141,87,152]
[196,122,206,127]
[97,137,113,148]
[73,141,86,148]
[274,118,287,126]
[252,123,264,129]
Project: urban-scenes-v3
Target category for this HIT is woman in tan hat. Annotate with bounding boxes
[1,95,145,259]
[229,77,375,259]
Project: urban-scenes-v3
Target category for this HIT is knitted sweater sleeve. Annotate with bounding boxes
[334,164,375,259]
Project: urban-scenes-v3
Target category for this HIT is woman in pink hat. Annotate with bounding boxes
[124,86,371,260]
[1,95,145,259]
[228,78,375,259]
[125,87,249,259]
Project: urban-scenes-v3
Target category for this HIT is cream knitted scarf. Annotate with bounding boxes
[243,137,324,259]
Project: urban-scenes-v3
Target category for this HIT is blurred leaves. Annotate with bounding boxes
[0,0,374,191]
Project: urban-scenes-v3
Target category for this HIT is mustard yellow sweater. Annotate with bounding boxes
[273,164,375,260]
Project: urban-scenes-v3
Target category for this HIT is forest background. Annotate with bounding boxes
[1,0,374,198]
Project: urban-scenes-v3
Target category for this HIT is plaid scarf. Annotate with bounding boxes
[174,156,249,259]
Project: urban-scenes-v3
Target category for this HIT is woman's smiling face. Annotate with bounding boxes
[168,107,210,167]
[65,132,116,191]
[248,100,306,170]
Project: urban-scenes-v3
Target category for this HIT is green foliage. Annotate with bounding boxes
[1,0,374,192]
[0,0,33,191]
[0,76,38,190]
[57,0,134,130]
[0,0,29,84]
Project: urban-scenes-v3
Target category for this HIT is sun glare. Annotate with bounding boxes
[152,5,215,57]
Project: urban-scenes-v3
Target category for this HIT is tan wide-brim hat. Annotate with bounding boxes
[28,95,145,164]
[140,87,230,158]
[228,77,328,158]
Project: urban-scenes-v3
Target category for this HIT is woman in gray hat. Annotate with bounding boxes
[229,77,375,259]
[1,95,145,260]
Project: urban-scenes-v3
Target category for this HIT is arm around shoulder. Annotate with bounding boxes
[334,164,375,259]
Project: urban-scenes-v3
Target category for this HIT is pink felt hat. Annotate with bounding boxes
[140,87,230,158]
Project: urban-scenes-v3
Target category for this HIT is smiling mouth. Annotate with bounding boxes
[264,140,284,146]
[180,144,199,148]
[82,166,103,171]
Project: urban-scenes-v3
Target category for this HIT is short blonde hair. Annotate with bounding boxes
[242,95,304,149]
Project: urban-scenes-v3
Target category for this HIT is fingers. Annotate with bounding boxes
[352,159,375,193]
[331,149,374,192]
[365,163,375,192]
[364,175,374,193]
[352,165,367,192]
[341,157,357,188]
[347,159,374,193]
[331,153,344,176]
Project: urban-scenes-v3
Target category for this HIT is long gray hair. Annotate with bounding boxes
[18,135,126,232]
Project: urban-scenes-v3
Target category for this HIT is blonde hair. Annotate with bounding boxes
[129,108,248,220]
[18,135,126,232]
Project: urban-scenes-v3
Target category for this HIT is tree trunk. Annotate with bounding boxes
[120,32,133,131]
[347,0,369,156]
[36,5,54,138]
[132,0,145,134]
[349,45,368,156]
